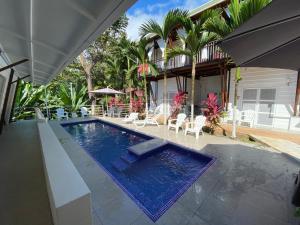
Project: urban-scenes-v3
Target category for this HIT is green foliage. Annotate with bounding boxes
[58,83,88,112]
[139,9,189,42]
[14,82,46,120]
[205,0,270,38]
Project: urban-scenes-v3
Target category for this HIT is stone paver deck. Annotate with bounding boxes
[250,134,300,162]
[0,120,53,225]
[51,117,300,225]
[222,124,300,145]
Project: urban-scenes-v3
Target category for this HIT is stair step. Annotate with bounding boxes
[121,152,139,164]
[112,159,130,172]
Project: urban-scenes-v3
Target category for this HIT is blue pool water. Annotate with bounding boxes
[62,120,215,221]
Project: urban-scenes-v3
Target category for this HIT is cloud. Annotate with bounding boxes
[126,0,209,41]
[126,7,164,41]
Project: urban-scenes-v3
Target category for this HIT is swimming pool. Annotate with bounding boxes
[62,120,215,221]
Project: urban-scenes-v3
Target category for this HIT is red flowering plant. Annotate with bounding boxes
[131,97,144,113]
[202,92,224,134]
[170,92,185,118]
[108,97,124,109]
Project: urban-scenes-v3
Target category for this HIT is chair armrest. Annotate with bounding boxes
[168,119,177,125]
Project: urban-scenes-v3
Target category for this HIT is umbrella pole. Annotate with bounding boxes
[106,94,108,112]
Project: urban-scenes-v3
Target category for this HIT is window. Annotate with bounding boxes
[242,88,276,126]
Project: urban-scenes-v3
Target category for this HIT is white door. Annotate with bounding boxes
[242,88,276,127]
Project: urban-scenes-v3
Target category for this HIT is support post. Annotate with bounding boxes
[226,69,231,111]
[224,66,228,110]
[0,59,28,72]
[9,77,20,123]
[0,69,15,134]
[294,70,300,116]
[220,65,225,109]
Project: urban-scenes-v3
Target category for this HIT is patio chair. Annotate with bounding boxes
[122,112,139,123]
[114,107,123,118]
[239,110,255,127]
[134,114,160,127]
[168,113,187,133]
[56,108,68,120]
[185,115,206,139]
[106,106,115,117]
[80,107,90,118]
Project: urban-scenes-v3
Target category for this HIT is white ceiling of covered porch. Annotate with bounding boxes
[0,0,136,84]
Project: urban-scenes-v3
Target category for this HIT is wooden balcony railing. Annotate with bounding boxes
[151,41,228,72]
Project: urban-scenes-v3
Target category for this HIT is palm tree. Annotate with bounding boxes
[140,9,189,124]
[168,11,217,123]
[104,56,125,90]
[129,38,158,115]
[119,38,138,111]
[205,0,270,138]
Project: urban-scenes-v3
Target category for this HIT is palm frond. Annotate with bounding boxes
[139,19,163,39]
[167,46,192,60]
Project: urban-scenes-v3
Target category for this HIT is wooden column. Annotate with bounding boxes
[0,69,14,134]
[220,65,225,109]
[224,66,228,109]
[294,70,300,116]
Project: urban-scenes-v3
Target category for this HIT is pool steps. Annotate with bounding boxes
[113,138,168,172]
[112,158,131,171]
[121,152,139,163]
[128,138,168,156]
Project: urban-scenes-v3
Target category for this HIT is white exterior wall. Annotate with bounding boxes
[228,67,300,131]
[151,75,221,106]
[199,75,222,104]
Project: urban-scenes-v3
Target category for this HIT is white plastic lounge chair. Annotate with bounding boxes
[134,114,160,127]
[185,115,206,139]
[80,107,90,118]
[239,110,255,127]
[123,112,139,123]
[56,108,68,120]
[168,113,186,133]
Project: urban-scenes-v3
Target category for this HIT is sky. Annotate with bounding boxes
[126,0,210,40]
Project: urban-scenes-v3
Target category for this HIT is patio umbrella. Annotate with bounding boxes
[89,87,124,110]
[218,0,300,114]
[219,0,300,69]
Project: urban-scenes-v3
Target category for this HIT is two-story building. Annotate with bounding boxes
[146,0,300,132]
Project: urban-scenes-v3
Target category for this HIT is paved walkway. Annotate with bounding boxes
[222,124,300,145]
[0,121,53,225]
[52,117,300,225]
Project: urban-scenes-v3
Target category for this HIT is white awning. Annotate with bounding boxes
[0,0,136,84]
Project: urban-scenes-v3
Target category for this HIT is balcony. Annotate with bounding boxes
[151,41,228,72]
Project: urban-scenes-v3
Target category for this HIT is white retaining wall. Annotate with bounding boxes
[37,119,92,225]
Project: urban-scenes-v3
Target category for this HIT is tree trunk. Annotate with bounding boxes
[79,53,96,114]
[163,47,168,125]
[143,71,148,116]
[231,67,241,139]
[191,58,196,124]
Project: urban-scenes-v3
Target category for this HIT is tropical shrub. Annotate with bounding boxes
[13,82,45,120]
[131,97,144,113]
[170,91,185,118]
[59,83,88,113]
[108,97,124,108]
[202,92,223,134]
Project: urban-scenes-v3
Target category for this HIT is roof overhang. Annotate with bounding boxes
[0,0,136,84]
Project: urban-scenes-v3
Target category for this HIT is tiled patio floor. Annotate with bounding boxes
[51,117,300,225]
[0,121,53,225]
